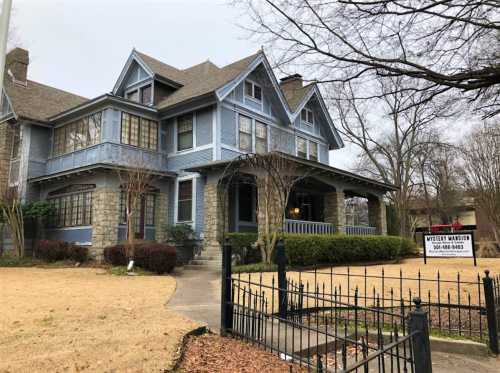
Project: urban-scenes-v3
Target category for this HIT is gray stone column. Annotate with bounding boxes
[91,187,120,260]
[203,181,227,251]
[324,190,346,233]
[368,195,387,235]
[154,191,168,242]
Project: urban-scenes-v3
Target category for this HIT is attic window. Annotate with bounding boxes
[301,108,314,125]
[245,80,262,102]
[140,85,152,105]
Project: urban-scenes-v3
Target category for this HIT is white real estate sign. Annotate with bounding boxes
[423,231,477,265]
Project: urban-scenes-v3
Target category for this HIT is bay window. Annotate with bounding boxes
[48,191,93,228]
[53,111,102,156]
[121,112,158,150]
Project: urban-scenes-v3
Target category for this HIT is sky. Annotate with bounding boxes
[6,0,357,169]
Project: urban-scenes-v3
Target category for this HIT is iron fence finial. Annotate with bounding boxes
[413,297,422,309]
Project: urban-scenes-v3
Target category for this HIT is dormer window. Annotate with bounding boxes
[245,80,262,102]
[301,108,314,125]
[126,84,152,105]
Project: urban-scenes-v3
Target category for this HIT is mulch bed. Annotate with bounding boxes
[176,334,308,373]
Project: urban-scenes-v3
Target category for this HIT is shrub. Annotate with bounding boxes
[103,244,128,266]
[104,242,177,274]
[34,240,88,262]
[283,234,416,267]
[164,224,195,244]
[226,232,260,264]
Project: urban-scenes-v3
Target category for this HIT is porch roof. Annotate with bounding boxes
[185,152,398,192]
[28,163,176,184]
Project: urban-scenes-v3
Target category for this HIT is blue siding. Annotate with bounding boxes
[102,108,121,143]
[221,148,242,161]
[46,227,92,245]
[164,118,175,153]
[46,142,168,175]
[221,107,237,147]
[167,148,212,172]
[195,108,213,146]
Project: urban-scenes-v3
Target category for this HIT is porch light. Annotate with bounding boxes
[293,207,300,214]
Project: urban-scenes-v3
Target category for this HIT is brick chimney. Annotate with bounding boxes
[6,48,29,84]
[280,74,303,91]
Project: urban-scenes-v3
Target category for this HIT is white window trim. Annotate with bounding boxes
[174,175,197,226]
[236,113,271,154]
[174,112,197,154]
[244,79,263,105]
[301,108,314,126]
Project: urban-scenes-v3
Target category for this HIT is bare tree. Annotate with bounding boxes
[238,0,500,118]
[116,161,155,262]
[335,76,448,237]
[459,122,500,243]
[0,188,24,257]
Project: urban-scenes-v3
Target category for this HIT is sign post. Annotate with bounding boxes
[422,231,477,266]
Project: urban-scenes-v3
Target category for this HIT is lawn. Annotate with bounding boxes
[0,267,198,372]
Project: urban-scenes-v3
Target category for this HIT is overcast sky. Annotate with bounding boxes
[11,0,469,171]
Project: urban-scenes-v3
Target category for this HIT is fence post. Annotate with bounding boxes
[408,297,432,373]
[220,237,233,336]
[276,238,287,319]
[483,270,499,354]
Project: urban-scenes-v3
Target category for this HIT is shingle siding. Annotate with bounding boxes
[167,148,213,172]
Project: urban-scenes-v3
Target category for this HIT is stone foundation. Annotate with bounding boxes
[203,182,227,251]
[155,192,168,242]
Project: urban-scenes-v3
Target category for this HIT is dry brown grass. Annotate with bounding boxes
[0,267,199,373]
[239,258,500,311]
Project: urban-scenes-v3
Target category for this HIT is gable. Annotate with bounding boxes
[0,89,14,119]
[112,51,154,96]
[122,60,150,90]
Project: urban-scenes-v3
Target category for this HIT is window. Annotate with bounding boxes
[121,112,158,150]
[11,128,21,159]
[119,192,155,226]
[297,137,307,159]
[177,180,193,222]
[48,191,93,228]
[301,108,314,125]
[177,114,194,151]
[140,85,152,105]
[244,80,262,101]
[239,115,252,152]
[53,112,102,156]
[255,121,267,154]
[127,90,139,102]
[309,142,318,161]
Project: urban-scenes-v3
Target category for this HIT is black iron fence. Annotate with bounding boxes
[221,239,432,373]
[221,238,499,370]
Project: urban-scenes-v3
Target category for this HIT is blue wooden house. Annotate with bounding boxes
[0,48,396,260]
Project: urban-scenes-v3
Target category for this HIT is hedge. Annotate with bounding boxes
[104,242,177,274]
[34,240,88,262]
[225,233,416,267]
[283,234,416,266]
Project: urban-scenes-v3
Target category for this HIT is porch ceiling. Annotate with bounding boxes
[185,152,398,193]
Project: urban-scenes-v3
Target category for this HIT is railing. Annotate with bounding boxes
[285,219,336,235]
[346,225,377,235]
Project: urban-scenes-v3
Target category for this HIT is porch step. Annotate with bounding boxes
[196,254,222,261]
[190,259,222,266]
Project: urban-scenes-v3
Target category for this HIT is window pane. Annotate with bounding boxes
[130,115,139,146]
[88,112,101,146]
[65,123,75,153]
[148,121,158,150]
[297,137,307,158]
[240,133,252,152]
[84,192,92,225]
[301,109,307,121]
[74,118,86,150]
[308,111,314,123]
[140,119,150,148]
[121,113,130,144]
[177,114,193,151]
[178,180,192,222]
[310,142,318,161]
[239,115,252,134]
[253,85,262,101]
[145,194,155,226]
[245,81,253,97]
[140,85,152,104]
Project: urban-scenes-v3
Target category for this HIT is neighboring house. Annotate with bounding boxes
[0,47,396,259]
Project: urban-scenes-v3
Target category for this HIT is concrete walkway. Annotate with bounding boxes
[167,266,222,332]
